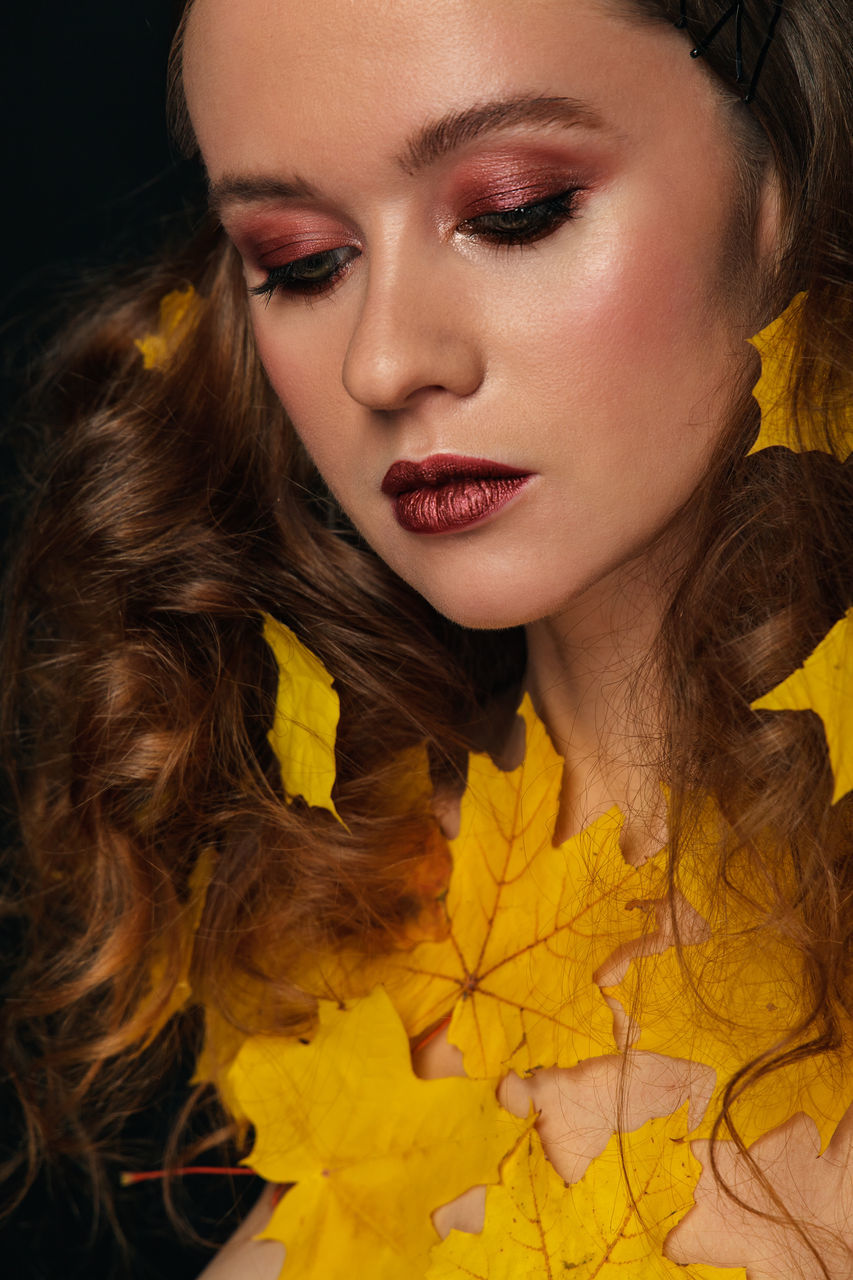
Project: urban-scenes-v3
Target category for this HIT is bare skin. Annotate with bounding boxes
[196,1186,283,1280]
[178,1,853,1276]
[183,0,775,839]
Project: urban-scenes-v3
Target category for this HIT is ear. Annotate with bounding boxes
[755,166,783,268]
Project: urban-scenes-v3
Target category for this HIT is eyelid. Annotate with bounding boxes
[242,173,587,303]
[456,176,583,220]
[252,232,358,268]
[223,206,362,272]
[456,186,583,243]
[249,245,360,302]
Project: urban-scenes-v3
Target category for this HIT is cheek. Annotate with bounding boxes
[517,214,735,455]
[252,316,349,459]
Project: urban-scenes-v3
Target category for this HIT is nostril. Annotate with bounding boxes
[341,287,484,410]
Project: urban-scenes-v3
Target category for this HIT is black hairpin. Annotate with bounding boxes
[675,1,784,104]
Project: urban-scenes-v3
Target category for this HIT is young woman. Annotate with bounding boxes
[4,0,852,1276]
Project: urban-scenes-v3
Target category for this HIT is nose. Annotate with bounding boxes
[341,255,485,412]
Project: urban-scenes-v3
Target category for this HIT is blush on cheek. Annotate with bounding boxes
[573,242,720,401]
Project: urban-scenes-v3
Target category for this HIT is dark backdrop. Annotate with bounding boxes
[1,0,206,444]
[1,4,260,1276]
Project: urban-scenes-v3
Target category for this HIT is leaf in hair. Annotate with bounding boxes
[321,696,663,1079]
[427,1105,741,1280]
[228,986,526,1280]
[751,607,853,805]
[747,291,853,459]
[262,612,343,822]
[134,285,201,370]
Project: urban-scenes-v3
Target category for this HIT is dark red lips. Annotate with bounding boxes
[381,454,532,535]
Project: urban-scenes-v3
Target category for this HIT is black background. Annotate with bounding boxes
[1,0,208,543]
[1,4,259,1276]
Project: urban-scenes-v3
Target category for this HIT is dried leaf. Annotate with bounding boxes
[196,687,842,1274]
[427,1105,743,1279]
[610,925,853,1150]
[135,286,200,369]
[747,292,853,460]
[262,613,343,821]
[607,802,853,1149]
[316,696,662,1079]
[751,608,853,804]
[228,987,526,1279]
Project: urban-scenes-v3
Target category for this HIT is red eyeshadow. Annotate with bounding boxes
[231,218,357,267]
[446,144,602,217]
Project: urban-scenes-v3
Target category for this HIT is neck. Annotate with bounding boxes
[524,551,675,858]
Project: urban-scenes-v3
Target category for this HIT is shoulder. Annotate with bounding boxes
[195,1184,284,1280]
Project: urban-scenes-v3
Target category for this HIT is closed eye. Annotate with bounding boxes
[248,186,581,303]
[459,187,582,245]
[250,245,360,302]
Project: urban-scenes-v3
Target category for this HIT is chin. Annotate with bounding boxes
[377,534,607,632]
[412,582,564,632]
[402,554,630,630]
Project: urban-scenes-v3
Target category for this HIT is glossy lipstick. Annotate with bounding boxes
[381,454,532,535]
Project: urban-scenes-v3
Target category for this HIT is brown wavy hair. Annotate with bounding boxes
[2,0,852,1264]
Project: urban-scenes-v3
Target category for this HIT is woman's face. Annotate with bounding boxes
[184,0,769,630]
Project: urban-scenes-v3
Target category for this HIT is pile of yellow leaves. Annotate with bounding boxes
[226,691,724,1279]
[219,671,853,1279]
[190,301,853,1277]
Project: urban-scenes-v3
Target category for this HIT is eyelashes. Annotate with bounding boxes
[249,185,583,302]
[458,186,581,244]
[250,245,358,302]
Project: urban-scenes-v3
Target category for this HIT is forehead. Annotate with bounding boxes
[182,0,718,180]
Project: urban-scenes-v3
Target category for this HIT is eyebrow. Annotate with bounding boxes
[209,173,320,214]
[209,94,610,213]
[398,94,612,174]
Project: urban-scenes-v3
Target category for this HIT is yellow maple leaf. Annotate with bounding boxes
[611,926,853,1150]
[751,608,853,804]
[228,986,526,1279]
[262,612,343,822]
[607,800,853,1149]
[134,286,200,370]
[747,292,853,459]
[605,793,853,1149]
[427,1105,744,1280]
[194,742,441,1092]
[315,696,662,1079]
